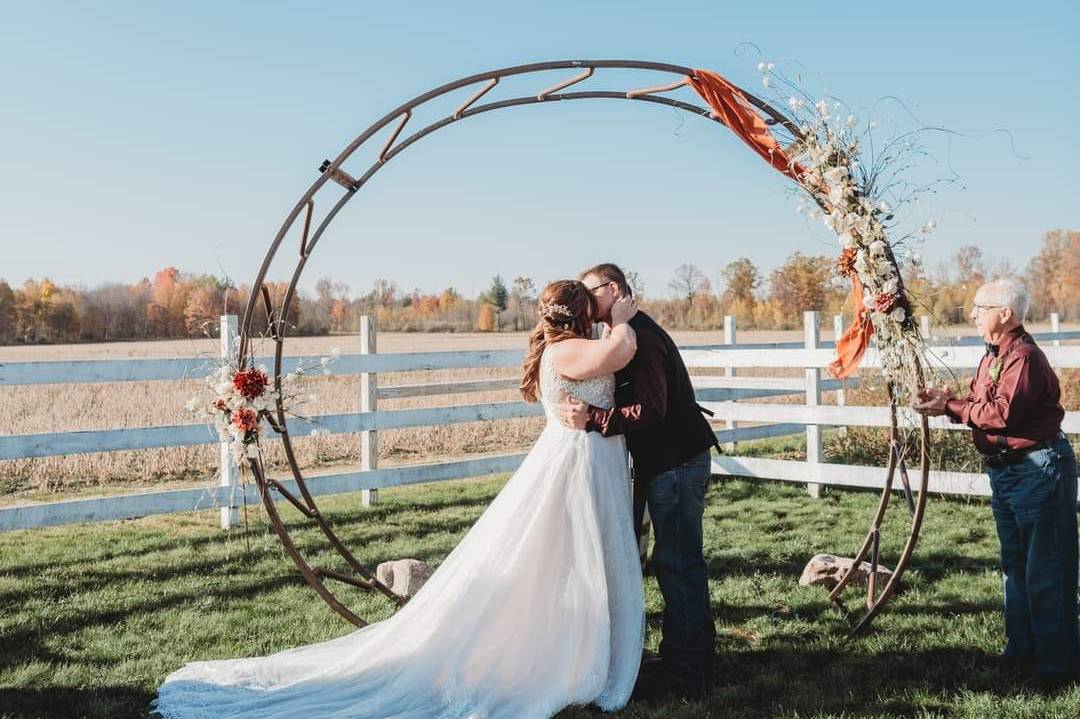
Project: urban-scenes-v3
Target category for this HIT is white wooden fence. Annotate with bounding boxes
[1,312,1077,532]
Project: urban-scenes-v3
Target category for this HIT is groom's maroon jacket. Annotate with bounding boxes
[585,311,718,483]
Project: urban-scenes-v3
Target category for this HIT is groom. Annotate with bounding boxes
[558,263,719,699]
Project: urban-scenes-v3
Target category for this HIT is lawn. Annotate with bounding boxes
[2,473,1078,719]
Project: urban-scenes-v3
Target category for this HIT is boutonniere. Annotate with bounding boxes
[988,360,1003,384]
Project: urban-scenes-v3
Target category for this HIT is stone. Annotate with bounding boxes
[799,553,895,590]
[376,558,433,598]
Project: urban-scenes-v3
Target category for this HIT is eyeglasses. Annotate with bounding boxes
[585,280,614,294]
[972,304,1003,315]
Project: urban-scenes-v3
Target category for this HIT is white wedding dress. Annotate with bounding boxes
[153,349,645,719]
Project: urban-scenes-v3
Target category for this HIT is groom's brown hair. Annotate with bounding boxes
[579,263,631,297]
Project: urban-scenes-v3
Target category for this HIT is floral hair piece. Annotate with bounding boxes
[538,301,574,321]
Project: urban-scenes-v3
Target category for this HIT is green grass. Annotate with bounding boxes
[2,475,1079,719]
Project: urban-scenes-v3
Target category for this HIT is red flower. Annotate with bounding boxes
[874,292,898,314]
[214,399,228,412]
[232,407,259,433]
[233,368,269,401]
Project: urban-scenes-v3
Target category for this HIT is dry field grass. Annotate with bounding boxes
[1,323,1070,505]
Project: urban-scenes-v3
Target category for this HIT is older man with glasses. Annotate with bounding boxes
[914,277,1079,688]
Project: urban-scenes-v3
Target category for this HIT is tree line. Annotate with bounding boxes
[1,230,1075,344]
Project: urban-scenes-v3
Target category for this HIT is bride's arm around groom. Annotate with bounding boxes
[549,295,640,380]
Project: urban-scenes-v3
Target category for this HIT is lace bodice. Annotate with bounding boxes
[539,348,615,415]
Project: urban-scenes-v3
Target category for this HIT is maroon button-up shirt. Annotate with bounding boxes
[944,325,1064,454]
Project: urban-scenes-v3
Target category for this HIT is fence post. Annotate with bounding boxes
[219,314,239,529]
[919,315,931,342]
[723,315,737,451]
[804,311,823,498]
[1051,312,1061,347]
[360,315,378,507]
[833,314,847,438]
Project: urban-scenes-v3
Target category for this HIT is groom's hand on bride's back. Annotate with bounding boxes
[557,397,589,430]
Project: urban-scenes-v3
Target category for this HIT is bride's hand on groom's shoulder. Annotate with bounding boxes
[610,296,638,325]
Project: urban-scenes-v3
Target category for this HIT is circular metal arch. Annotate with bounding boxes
[237,59,930,633]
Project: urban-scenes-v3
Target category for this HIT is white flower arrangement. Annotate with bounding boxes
[752,60,950,401]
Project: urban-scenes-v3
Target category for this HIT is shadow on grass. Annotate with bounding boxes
[907,548,1000,583]
[0,685,154,719]
[593,646,1031,719]
[0,570,307,672]
[0,491,495,675]
[0,486,496,581]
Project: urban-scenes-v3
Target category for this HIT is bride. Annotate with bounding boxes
[153,279,645,719]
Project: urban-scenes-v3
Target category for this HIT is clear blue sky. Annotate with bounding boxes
[1,1,1077,299]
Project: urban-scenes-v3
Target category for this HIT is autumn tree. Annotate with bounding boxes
[952,245,986,289]
[312,277,336,332]
[438,287,460,312]
[720,258,760,305]
[767,252,834,328]
[475,303,497,332]
[624,269,644,298]
[1056,231,1080,319]
[720,257,760,325]
[1026,229,1080,320]
[370,278,397,307]
[0,280,14,344]
[668,264,706,305]
[47,298,80,341]
[183,285,216,335]
[509,276,536,330]
[147,267,189,337]
[687,276,721,328]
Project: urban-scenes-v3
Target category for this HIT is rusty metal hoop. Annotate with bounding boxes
[828,393,931,635]
[236,59,930,632]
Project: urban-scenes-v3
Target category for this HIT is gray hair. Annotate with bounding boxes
[982,278,1030,321]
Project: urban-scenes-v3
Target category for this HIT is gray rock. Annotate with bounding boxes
[799,553,894,590]
[376,558,433,598]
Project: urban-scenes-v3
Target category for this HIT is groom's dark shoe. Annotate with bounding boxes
[630,659,708,702]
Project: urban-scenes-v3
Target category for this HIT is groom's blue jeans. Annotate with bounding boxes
[645,449,715,686]
[988,434,1080,678]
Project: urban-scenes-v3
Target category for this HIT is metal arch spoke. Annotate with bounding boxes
[298,199,314,258]
[626,77,689,99]
[379,111,412,163]
[454,78,498,119]
[537,67,593,100]
[265,478,318,519]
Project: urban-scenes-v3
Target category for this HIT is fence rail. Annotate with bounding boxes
[1,312,1076,532]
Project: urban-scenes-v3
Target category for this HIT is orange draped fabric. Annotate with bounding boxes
[687,68,872,377]
[686,69,806,185]
[829,280,874,379]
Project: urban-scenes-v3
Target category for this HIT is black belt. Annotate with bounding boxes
[981,431,1064,469]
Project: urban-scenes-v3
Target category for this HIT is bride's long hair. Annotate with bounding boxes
[520,280,595,403]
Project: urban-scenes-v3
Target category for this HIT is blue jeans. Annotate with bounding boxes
[989,434,1080,677]
[645,450,715,685]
